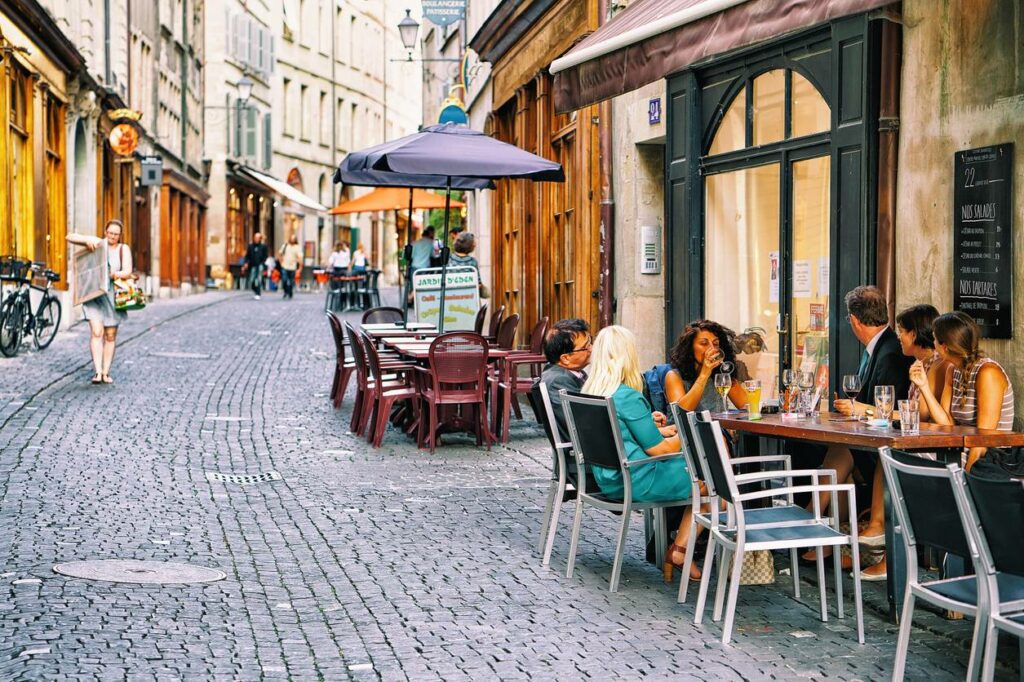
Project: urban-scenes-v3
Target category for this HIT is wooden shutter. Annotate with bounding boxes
[244,106,258,159]
[263,113,272,169]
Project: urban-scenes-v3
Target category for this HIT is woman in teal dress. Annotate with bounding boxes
[581,325,699,582]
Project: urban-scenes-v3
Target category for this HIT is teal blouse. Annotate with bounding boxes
[592,384,693,502]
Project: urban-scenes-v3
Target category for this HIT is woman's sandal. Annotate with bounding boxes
[663,542,702,583]
[101,374,113,384]
[91,373,103,384]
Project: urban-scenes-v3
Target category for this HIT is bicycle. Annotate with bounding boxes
[0,257,62,357]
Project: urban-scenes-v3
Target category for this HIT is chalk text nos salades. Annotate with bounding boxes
[961,203,997,221]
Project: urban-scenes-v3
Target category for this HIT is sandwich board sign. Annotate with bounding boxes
[412,266,479,331]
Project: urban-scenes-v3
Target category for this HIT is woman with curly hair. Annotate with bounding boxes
[664,320,748,412]
[912,311,1014,470]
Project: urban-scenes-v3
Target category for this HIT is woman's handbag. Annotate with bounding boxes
[478,283,490,299]
[737,549,775,585]
[112,276,146,311]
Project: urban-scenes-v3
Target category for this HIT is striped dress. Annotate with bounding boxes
[950,359,1015,431]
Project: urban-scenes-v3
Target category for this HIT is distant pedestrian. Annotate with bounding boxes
[244,232,268,299]
[409,227,435,273]
[67,220,133,385]
[327,241,351,275]
[351,243,368,275]
[448,232,480,279]
[279,235,303,300]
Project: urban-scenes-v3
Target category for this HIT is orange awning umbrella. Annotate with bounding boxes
[328,187,464,214]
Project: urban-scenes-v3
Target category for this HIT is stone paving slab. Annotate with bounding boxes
[0,290,1020,680]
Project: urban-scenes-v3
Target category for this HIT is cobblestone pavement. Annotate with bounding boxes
[0,290,1019,680]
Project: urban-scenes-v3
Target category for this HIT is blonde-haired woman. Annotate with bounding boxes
[581,325,699,582]
[67,220,132,384]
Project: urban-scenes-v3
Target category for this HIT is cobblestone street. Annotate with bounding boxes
[0,291,1017,680]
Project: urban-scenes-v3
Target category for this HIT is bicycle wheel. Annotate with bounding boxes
[33,296,61,350]
[0,297,24,357]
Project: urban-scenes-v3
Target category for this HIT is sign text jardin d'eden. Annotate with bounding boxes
[953,143,1013,339]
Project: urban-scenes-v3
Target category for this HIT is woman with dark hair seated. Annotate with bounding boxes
[664,320,748,412]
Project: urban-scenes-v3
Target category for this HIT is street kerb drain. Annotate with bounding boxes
[205,470,282,485]
[53,560,225,585]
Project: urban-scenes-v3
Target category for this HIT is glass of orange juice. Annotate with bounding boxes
[743,379,762,420]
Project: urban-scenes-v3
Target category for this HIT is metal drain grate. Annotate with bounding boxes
[205,471,282,485]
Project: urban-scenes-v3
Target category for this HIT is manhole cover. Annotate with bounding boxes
[53,560,225,584]
[150,351,212,359]
[205,471,282,485]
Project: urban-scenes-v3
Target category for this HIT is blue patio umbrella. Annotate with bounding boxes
[347,123,565,331]
[334,141,495,318]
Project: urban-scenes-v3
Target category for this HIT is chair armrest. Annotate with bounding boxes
[736,483,855,503]
[734,468,836,484]
[625,451,685,468]
[731,454,791,468]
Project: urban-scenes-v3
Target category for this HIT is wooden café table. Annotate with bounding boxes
[713,411,1024,620]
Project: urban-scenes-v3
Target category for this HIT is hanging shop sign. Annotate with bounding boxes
[422,0,466,27]
[953,143,1013,339]
[108,109,143,156]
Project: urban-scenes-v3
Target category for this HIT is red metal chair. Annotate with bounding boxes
[491,316,548,441]
[494,313,520,350]
[326,311,356,409]
[473,303,489,334]
[344,322,408,436]
[485,304,505,341]
[361,306,404,325]
[416,332,494,453]
[360,330,419,447]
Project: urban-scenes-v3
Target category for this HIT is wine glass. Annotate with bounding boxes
[781,369,796,412]
[841,374,862,420]
[874,385,895,425]
[797,370,816,416]
[719,360,735,376]
[714,373,732,413]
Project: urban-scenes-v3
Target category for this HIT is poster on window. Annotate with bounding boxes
[74,243,109,306]
[817,257,830,297]
[769,251,780,303]
[793,260,812,298]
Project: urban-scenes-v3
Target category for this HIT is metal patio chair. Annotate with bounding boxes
[668,406,812,605]
[530,382,578,568]
[691,412,864,645]
[415,332,494,453]
[880,447,1009,681]
[360,330,419,447]
[361,306,404,325]
[561,390,689,593]
[960,469,1024,682]
[326,311,355,408]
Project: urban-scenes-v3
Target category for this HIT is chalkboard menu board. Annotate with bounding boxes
[953,143,1013,339]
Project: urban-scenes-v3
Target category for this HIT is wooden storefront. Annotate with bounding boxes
[0,7,82,289]
[225,176,273,265]
[472,0,603,336]
[160,171,209,289]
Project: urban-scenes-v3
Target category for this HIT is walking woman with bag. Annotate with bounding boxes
[67,220,134,385]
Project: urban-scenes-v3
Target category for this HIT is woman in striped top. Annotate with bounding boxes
[911,311,1015,470]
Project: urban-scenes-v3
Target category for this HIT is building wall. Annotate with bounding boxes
[611,81,667,370]
[896,0,1024,422]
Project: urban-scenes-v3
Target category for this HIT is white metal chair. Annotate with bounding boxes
[531,382,576,568]
[951,465,1024,682]
[669,404,815,604]
[692,412,864,645]
[561,390,689,593]
[880,447,1015,681]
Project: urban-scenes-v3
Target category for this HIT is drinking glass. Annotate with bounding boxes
[841,374,862,421]
[781,369,796,412]
[705,348,724,368]
[874,385,895,425]
[714,373,732,413]
[797,370,816,416]
[743,379,762,420]
[898,399,920,435]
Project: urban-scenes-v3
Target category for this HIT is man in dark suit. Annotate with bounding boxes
[531,319,592,442]
[815,285,912,579]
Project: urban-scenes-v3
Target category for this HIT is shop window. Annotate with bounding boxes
[708,86,745,156]
[791,72,830,138]
[44,95,67,281]
[752,70,784,146]
[10,66,32,260]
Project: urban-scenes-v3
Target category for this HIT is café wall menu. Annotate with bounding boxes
[953,143,1013,339]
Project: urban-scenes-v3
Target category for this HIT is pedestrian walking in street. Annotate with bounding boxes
[279,235,303,300]
[406,227,435,304]
[327,241,351,275]
[244,232,268,299]
[67,220,133,385]
[351,243,368,275]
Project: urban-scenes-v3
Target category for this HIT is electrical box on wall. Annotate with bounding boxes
[640,225,661,274]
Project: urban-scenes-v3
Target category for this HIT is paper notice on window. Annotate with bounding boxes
[817,257,830,297]
[793,260,812,298]
[74,243,109,306]
[769,251,780,303]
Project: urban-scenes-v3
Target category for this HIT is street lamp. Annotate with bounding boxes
[398,10,419,60]
[237,74,254,105]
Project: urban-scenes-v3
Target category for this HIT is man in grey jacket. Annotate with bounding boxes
[531,319,592,442]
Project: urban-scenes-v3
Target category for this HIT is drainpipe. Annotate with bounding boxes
[597,0,614,328]
[876,20,901,325]
[104,0,111,84]
[181,0,189,166]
